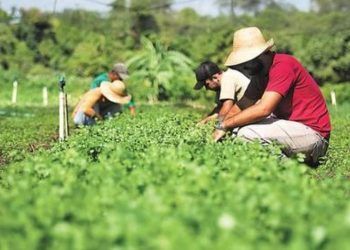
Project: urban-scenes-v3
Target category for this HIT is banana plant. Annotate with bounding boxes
[127,36,193,102]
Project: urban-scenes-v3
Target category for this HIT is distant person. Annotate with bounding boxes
[91,63,136,116]
[193,61,252,125]
[72,80,132,126]
[213,27,331,166]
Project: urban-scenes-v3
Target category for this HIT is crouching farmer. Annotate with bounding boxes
[72,80,132,126]
[214,27,331,166]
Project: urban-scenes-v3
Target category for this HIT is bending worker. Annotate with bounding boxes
[194,61,252,125]
[72,80,132,126]
[91,63,135,116]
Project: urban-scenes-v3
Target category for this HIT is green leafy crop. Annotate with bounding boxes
[0,104,349,250]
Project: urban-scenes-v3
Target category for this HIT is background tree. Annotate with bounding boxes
[110,0,172,46]
[215,0,277,16]
[0,1,349,100]
[312,0,350,13]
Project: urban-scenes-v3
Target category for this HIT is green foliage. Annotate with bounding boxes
[0,70,91,106]
[0,8,10,22]
[216,0,265,16]
[0,72,90,164]
[314,0,350,13]
[0,4,349,246]
[66,35,109,77]
[1,2,350,98]
[321,82,350,104]
[318,103,350,181]
[127,37,194,102]
[0,106,58,165]
[0,104,349,249]
[295,33,350,82]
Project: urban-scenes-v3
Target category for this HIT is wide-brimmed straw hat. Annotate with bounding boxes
[100,80,131,104]
[224,27,274,66]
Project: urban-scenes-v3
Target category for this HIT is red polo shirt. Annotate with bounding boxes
[266,54,331,138]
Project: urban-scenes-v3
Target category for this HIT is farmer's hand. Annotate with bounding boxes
[213,129,226,142]
[129,107,136,117]
[196,118,209,126]
[95,113,103,120]
[196,113,218,126]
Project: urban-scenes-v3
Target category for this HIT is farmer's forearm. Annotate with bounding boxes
[83,107,100,118]
[129,106,136,116]
[72,104,80,118]
[222,91,282,129]
[207,113,218,120]
[222,103,241,121]
[201,113,218,123]
[222,103,270,129]
[208,105,221,116]
[201,105,220,121]
[218,100,234,119]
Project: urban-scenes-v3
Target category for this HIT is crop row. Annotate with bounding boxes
[0,105,349,249]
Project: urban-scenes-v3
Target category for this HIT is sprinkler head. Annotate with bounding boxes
[59,76,66,91]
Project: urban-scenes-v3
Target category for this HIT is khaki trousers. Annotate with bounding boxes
[235,117,329,165]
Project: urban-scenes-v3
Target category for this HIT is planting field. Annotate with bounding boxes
[0,75,90,165]
[1,2,350,249]
[0,106,58,165]
[0,102,349,249]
